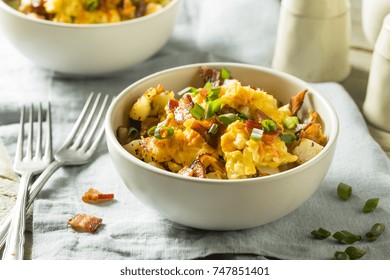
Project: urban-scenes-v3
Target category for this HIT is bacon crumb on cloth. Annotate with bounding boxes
[67,214,103,233]
[82,188,114,204]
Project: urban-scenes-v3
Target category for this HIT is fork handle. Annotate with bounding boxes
[2,173,33,260]
[0,160,64,252]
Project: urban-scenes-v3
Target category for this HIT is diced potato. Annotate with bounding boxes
[292,138,323,164]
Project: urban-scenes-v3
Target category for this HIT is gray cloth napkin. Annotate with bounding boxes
[26,81,389,260]
[1,0,390,260]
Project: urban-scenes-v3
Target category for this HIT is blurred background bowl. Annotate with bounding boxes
[105,62,339,230]
[0,0,180,76]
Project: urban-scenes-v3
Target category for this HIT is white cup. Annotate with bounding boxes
[363,14,390,132]
[272,0,351,82]
[361,0,390,47]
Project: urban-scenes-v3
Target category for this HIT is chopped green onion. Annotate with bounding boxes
[345,246,366,260]
[238,113,250,120]
[332,230,361,244]
[363,198,379,213]
[365,223,385,242]
[208,123,219,135]
[311,227,331,239]
[205,99,222,119]
[85,0,99,11]
[370,223,385,236]
[334,251,350,260]
[178,86,198,96]
[217,113,241,125]
[206,88,221,102]
[220,67,231,80]
[337,182,352,201]
[283,116,299,130]
[204,82,212,89]
[262,119,277,132]
[250,128,264,142]
[280,133,296,144]
[189,103,205,120]
[147,126,157,137]
[154,126,174,140]
[128,127,139,137]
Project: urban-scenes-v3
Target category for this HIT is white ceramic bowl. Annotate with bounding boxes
[0,0,180,76]
[105,63,339,230]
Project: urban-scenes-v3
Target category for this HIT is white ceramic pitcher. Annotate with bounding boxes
[362,0,390,47]
[272,0,351,82]
[363,14,390,132]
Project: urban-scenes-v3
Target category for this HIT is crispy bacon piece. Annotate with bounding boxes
[178,160,206,178]
[190,119,223,148]
[200,66,221,86]
[174,94,194,124]
[67,214,102,233]
[178,153,227,179]
[82,188,114,204]
[254,109,271,123]
[290,89,307,116]
[167,98,179,112]
[299,123,327,146]
[245,119,262,130]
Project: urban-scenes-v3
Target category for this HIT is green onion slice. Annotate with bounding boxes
[206,88,221,102]
[208,123,219,135]
[205,99,222,119]
[280,133,296,144]
[366,223,385,242]
[370,223,385,236]
[178,86,198,96]
[189,103,205,120]
[345,246,366,260]
[220,67,231,80]
[337,182,352,201]
[262,119,277,132]
[128,127,139,137]
[363,198,379,213]
[332,230,361,244]
[333,251,350,260]
[217,113,241,125]
[311,227,331,239]
[250,128,263,142]
[204,82,212,89]
[147,126,157,137]
[85,0,99,11]
[283,116,299,130]
[238,113,250,120]
[154,126,174,140]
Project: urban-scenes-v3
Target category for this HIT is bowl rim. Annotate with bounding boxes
[0,0,179,28]
[105,62,339,185]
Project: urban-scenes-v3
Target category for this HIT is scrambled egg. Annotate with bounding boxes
[15,0,170,23]
[120,68,326,180]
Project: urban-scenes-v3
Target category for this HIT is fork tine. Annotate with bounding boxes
[84,96,115,154]
[80,94,109,152]
[71,93,101,149]
[14,106,25,162]
[44,102,53,162]
[34,103,42,159]
[25,104,33,160]
[61,92,94,148]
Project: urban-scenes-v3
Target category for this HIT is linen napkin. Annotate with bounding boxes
[27,79,389,260]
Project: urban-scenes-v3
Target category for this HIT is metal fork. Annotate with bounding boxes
[2,103,52,260]
[0,93,112,255]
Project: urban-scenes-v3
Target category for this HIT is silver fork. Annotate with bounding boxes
[2,103,52,260]
[0,93,112,254]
